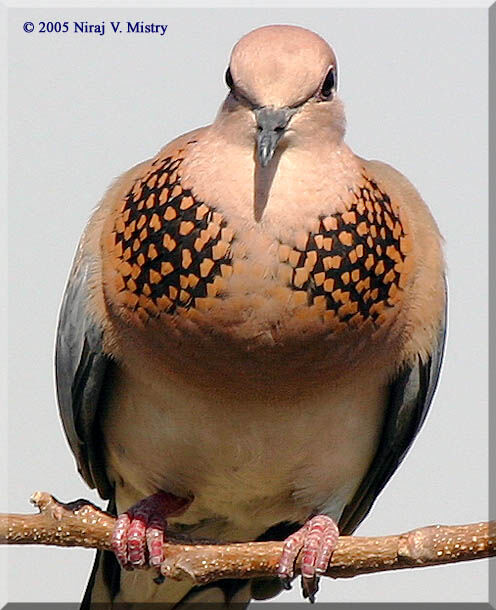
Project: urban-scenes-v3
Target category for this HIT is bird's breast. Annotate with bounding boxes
[101,144,414,373]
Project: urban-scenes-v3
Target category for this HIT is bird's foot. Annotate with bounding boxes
[111,491,192,571]
[278,514,339,603]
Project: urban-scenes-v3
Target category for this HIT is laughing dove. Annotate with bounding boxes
[56,24,446,607]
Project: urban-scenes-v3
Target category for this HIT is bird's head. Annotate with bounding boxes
[217,25,345,166]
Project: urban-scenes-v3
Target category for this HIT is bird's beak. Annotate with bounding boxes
[255,107,296,167]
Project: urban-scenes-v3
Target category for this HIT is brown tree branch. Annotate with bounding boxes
[1,492,494,585]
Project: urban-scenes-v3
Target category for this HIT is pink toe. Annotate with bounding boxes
[312,516,339,574]
[277,525,308,580]
[147,515,166,567]
[301,549,318,579]
[112,513,131,569]
[127,512,147,566]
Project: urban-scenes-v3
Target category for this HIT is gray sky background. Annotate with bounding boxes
[4,4,490,605]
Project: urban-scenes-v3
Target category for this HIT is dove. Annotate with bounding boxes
[56,24,446,607]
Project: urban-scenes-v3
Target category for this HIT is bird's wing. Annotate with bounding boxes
[339,278,447,534]
[55,238,113,498]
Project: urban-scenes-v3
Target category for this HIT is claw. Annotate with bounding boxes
[278,515,339,603]
[153,573,166,585]
[301,576,318,603]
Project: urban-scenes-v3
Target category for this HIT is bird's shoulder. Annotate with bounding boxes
[357,156,446,365]
[359,157,442,236]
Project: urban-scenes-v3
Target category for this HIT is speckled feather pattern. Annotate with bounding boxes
[107,152,234,322]
[106,148,411,336]
[101,146,422,367]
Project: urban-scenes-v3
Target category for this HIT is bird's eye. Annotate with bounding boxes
[225,67,234,90]
[321,67,336,99]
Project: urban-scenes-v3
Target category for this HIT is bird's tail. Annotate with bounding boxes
[80,549,287,609]
[80,549,252,609]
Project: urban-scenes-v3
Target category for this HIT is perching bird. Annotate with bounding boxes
[56,24,446,608]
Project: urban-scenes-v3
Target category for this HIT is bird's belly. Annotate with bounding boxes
[102,362,388,541]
